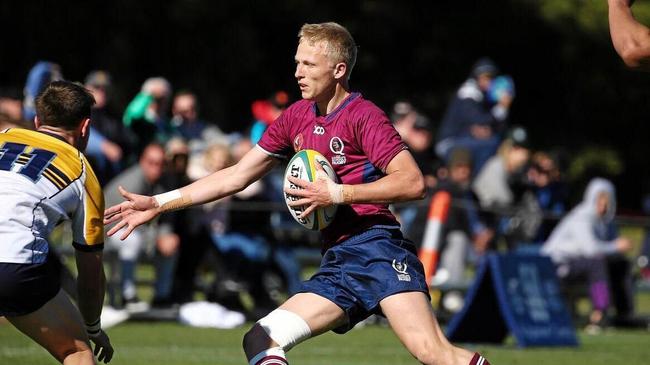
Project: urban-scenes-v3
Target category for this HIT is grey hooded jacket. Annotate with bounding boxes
[541,178,619,263]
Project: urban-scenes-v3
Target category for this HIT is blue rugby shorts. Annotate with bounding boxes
[300,228,429,333]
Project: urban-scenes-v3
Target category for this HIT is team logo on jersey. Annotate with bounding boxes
[392,259,411,282]
[329,137,346,165]
[293,133,304,152]
[313,125,325,135]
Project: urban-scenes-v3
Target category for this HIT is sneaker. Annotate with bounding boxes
[101,306,130,328]
[123,296,150,313]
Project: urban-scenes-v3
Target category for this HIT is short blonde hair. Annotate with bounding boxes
[298,22,357,78]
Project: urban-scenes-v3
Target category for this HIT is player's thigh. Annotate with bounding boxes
[278,292,347,336]
[380,291,450,353]
[8,289,91,362]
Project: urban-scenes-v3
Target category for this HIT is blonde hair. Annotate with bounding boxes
[298,22,357,78]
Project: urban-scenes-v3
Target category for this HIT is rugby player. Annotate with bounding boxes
[0,81,113,364]
[104,22,490,365]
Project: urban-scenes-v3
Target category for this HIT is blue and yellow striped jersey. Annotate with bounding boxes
[0,128,104,264]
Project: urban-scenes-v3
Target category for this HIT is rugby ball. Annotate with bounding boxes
[284,149,338,230]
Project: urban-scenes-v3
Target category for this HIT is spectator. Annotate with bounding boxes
[473,126,530,209]
[412,148,493,297]
[524,151,568,243]
[22,61,63,122]
[123,77,174,155]
[84,70,129,184]
[0,86,23,123]
[249,90,290,145]
[105,143,168,310]
[171,90,229,153]
[435,57,514,174]
[608,0,650,70]
[541,178,635,332]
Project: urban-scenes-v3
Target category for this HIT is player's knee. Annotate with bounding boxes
[245,309,312,353]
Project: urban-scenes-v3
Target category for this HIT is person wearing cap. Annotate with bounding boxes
[435,57,514,175]
[609,0,650,70]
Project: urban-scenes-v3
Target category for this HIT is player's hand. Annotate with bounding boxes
[88,330,114,363]
[285,162,342,219]
[104,186,159,240]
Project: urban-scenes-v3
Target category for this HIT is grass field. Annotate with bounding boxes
[1,320,649,365]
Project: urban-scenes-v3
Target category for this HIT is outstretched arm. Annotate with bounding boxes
[104,146,278,239]
[286,149,426,218]
[609,0,650,70]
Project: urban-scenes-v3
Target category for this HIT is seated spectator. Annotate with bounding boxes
[123,77,174,154]
[542,178,635,332]
[435,57,514,174]
[523,150,568,243]
[0,86,24,123]
[472,126,530,248]
[104,143,169,311]
[473,126,530,207]
[84,71,130,183]
[249,91,289,145]
[171,90,229,155]
[410,149,493,289]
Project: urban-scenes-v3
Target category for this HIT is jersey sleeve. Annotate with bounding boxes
[357,108,408,171]
[257,108,292,158]
[72,159,105,251]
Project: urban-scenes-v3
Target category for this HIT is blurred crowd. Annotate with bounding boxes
[1,58,649,329]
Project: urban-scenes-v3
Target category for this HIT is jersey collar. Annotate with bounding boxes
[311,92,361,122]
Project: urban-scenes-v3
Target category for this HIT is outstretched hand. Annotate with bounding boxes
[284,162,342,219]
[103,186,159,240]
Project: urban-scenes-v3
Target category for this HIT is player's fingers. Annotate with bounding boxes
[104,204,123,219]
[118,185,136,201]
[287,176,309,188]
[300,204,317,219]
[284,187,308,197]
[98,347,104,362]
[287,198,311,207]
[120,222,138,241]
[103,211,124,225]
[106,220,128,237]
[105,347,113,363]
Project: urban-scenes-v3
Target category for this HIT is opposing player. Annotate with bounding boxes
[609,0,650,70]
[104,23,490,365]
[0,81,113,364]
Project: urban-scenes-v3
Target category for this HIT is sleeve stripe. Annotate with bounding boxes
[72,242,104,252]
[255,144,286,159]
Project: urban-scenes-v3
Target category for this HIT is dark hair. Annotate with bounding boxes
[35,80,95,130]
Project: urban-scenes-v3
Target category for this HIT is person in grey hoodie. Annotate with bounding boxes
[542,177,633,330]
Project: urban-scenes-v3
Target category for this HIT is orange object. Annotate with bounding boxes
[418,191,451,285]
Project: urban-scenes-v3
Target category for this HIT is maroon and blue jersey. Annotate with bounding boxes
[257,92,408,247]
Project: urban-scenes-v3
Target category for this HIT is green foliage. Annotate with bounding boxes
[567,146,623,182]
[529,0,650,35]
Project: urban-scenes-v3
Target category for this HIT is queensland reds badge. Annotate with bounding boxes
[293,133,304,152]
[329,136,346,165]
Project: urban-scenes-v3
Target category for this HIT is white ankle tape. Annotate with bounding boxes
[257,309,312,351]
[249,347,286,365]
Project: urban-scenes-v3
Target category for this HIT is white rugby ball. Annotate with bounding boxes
[284,149,338,230]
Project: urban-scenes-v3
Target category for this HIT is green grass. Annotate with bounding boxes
[1,321,649,365]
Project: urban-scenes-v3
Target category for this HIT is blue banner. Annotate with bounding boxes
[446,253,578,347]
